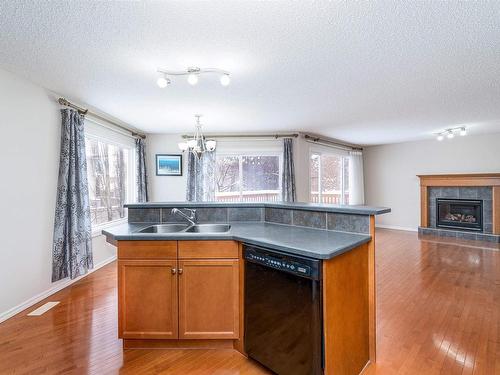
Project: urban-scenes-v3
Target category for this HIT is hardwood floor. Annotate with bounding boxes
[0,229,499,374]
[364,230,500,375]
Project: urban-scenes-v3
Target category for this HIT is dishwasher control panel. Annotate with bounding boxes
[244,245,321,279]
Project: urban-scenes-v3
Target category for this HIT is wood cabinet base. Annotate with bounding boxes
[118,240,243,351]
[123,339,236,350]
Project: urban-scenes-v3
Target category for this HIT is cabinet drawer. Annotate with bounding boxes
[178,241,239,259]
[118,241,177,259]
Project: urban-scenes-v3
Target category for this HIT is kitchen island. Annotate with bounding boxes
[103,202,390,375]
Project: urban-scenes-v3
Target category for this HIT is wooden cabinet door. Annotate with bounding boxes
[118,260,178,339]
[178,259,240,339]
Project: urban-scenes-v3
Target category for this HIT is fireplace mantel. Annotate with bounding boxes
[418,173,500,235]
[418,173,500,187]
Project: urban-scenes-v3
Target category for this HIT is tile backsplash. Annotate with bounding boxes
[129,205,371,234]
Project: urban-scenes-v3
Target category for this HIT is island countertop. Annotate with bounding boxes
[103,221,372,260]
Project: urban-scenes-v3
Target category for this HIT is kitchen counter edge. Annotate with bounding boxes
[102,222,372,260]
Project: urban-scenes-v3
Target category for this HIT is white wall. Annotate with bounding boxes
[147,134,187,201]
[146,134,313,202]
[0,68,116,321]
[364,133,500,230]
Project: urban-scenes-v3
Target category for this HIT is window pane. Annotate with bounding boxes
[242,156,279,191]
[215,156,240,201]
[320,154,342,204]
[343,157,350,204]
[215,155,281,202]
[85,137,129,226]
[310,154,320,203]
[242,156,280,202]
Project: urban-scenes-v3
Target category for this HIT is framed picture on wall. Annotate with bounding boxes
[156,154,183,176]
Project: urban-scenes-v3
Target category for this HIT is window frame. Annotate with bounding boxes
[84,121,136,236]
[215,150,283,202]
[309,147,349,205]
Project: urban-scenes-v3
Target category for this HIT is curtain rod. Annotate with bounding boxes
[304,134,363,151]
[57,98,146,139]
[181,133,299,140]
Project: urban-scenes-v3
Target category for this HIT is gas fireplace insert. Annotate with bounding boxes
[436,198,483,232]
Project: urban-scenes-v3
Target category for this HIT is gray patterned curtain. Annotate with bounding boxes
[52,109,93,282]
[282,138,296,202]
[186,152,216,201]
[135,138,148,202]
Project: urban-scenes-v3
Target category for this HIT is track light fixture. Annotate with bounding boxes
[435,126,468,141]
[156,67,231,87]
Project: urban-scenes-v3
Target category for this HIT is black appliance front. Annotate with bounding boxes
[244,245,323,375]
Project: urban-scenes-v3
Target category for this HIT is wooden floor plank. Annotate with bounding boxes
[0,229,499,374]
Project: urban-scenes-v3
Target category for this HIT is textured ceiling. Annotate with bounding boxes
[1,1,499,145]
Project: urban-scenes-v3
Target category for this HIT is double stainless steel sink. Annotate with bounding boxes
[137,223,231,234]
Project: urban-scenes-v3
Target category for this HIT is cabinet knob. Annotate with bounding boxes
[178,268,183,275]
[171,268,177,275]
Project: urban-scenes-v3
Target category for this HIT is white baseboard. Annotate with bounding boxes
[376,224,418,232]
[0,255,116,324]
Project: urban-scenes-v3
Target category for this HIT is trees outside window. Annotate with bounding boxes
[85,136,132,227]
[310,152,349,204]
[215,155,281,202]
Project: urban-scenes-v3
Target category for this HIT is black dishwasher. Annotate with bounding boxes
[244,244,323,375]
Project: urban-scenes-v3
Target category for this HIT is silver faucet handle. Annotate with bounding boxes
[171,207,197,224]
[181,208,196,217]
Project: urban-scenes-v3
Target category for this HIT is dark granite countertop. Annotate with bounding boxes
[103,222,372,260]
[123,201,390,215]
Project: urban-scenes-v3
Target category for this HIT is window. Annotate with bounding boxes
[215,154,282,202]
[84,120,136,229]
[310,151,349,204]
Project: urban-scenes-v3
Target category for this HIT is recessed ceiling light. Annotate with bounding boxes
[437,134,444,141]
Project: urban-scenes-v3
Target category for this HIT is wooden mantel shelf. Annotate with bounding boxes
[418,173,500,234]
[418,173,500,187]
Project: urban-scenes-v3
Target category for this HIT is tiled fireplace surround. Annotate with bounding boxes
[428,187,493,233]
[418,174,500,243]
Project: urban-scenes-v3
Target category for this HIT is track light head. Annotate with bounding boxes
[220,74,230,86]
[157,75,169,88]
[187,73,199,86]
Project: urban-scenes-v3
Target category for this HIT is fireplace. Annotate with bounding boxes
[436,198,483,232]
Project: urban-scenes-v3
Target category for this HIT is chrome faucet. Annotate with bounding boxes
[172,208,197,226]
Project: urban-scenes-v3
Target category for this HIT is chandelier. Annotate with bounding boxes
[178,115,216,158]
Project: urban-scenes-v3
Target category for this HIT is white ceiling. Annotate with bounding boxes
[1,1,500,145]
